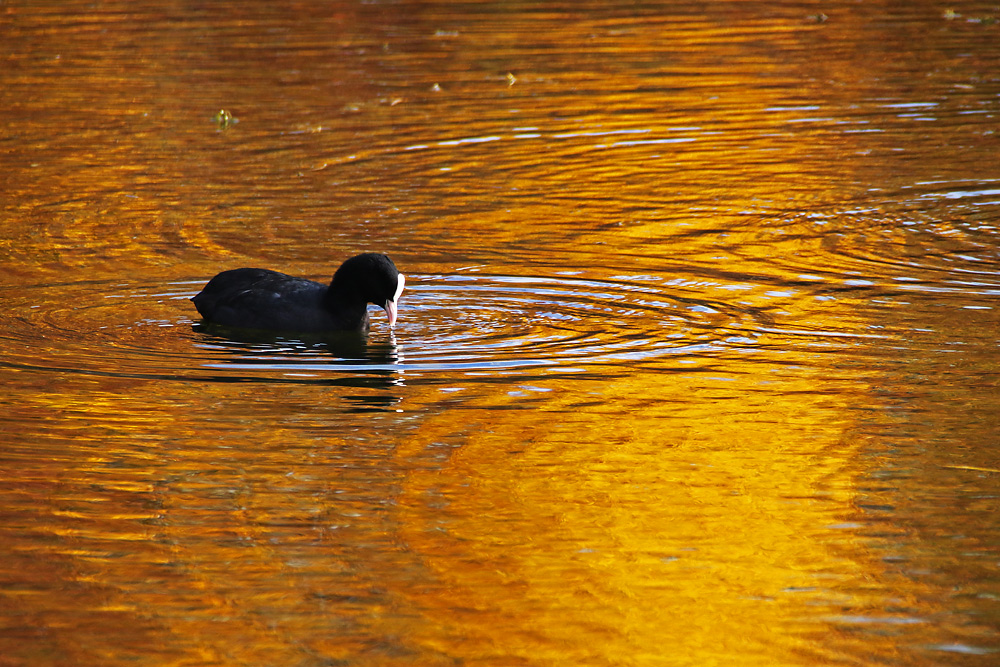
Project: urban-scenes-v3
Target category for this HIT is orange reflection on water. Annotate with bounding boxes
[3,0,999,665]
[391,360,875,664]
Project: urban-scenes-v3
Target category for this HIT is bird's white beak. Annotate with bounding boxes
[383,274,405,327]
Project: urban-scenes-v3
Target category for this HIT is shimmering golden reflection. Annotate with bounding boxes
[388,370,868,665]
[1,371,864,665]
[3,0,1000,665]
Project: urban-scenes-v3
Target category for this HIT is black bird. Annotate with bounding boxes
[192,253,405,333]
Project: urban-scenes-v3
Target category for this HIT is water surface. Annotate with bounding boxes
[2,1,1000,665]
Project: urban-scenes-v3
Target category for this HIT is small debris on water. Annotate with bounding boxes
[213,109,236,130]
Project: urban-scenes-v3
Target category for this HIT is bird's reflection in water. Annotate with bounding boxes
[192,322,406,409]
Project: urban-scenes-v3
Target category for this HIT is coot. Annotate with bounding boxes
[192,253,405,332]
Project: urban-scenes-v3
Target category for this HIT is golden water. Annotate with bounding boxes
[2,1,1000,665]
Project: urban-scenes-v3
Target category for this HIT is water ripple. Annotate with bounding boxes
[3,266,929,388]
[0,274,763,384]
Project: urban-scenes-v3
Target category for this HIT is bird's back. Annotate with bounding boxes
[192,268,343,331]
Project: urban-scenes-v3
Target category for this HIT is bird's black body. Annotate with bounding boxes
[192,253,404,333]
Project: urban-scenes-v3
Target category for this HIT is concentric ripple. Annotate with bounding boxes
[388,273,738,372]
[0,273,773,384]
[9,259,983,385]
[193,273,756,379]
[0,280,202,382]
